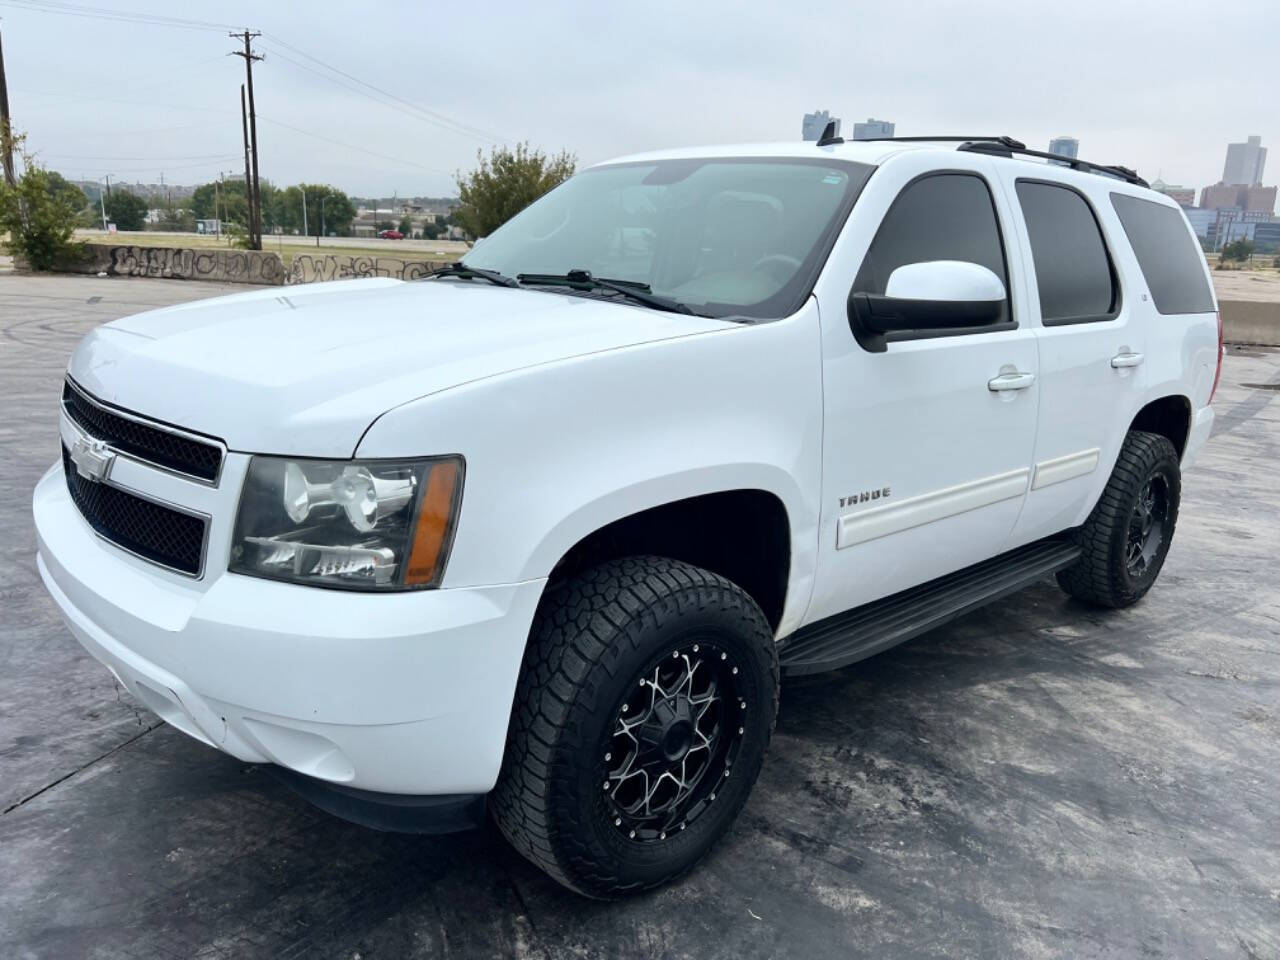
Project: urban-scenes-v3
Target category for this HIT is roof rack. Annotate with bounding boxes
[819,132,1149,188]
[957,139,1148,187]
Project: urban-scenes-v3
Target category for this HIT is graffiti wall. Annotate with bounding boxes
[286,254,449,285]
[63,244,288,285]
[37,244,453,287]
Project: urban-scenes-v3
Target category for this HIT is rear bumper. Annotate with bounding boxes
[1182,404,1215,470]
[34,464,546,796]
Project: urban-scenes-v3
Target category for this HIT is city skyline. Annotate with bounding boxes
[2,0,1275,196]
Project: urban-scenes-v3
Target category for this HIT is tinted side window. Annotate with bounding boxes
[1111,194,1215,315]
[1016,181,1117,324]
[854,173,1009,323]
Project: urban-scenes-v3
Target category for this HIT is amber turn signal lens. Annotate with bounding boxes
[404,460,462,586]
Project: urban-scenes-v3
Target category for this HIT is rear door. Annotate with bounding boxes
[805,153,1040,624]
[998,173,1146,547]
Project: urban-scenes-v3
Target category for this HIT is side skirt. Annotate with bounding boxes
[779,536,1081,676]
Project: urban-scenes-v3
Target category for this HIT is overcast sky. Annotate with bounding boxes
[2,0,1277,199]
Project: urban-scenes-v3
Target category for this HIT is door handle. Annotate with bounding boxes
[1110,351,1145,369]
[988,371,1036,392]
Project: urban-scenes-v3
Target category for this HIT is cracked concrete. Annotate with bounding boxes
[1,273,1278,959]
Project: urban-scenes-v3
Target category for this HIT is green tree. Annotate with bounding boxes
[190,179,249,227]
[103,188,148,231]
[454,142,575,238]
[0,131,85,270]
[1222,238,1255,262]
[46,171,88,214]
[276,184,356,236]
[421,217,444,240]
[398,214,412,236]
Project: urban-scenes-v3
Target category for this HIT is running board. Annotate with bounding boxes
[779,538,1081,676]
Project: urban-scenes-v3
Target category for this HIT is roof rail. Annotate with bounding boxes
[834,133,1149,188]
[856,135,1028,150]
[956,140,1148,187]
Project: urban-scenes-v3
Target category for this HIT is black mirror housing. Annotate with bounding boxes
[847,292,1006,353]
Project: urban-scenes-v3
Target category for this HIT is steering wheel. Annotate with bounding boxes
[753,254,802,283]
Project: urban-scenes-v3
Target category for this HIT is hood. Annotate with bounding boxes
[68,278,731,456]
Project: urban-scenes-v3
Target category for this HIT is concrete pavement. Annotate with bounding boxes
[1,272,1278,959]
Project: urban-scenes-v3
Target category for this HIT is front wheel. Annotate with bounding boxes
[491,556,778,898]
[1057,430,1182,608]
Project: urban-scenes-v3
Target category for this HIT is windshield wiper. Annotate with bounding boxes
[517,269,694,315]
[426,261,519,288]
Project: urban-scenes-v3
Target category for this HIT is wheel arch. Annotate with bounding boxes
[540,486,796,633]
[1129,394,1192,458]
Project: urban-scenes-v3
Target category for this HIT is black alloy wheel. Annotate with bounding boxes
[1125,474,1170,578]
[491,556,778,898]
[602,640,745,843]
[1057,429,1182,608]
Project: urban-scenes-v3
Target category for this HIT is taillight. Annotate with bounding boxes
[1208,310,1224,405]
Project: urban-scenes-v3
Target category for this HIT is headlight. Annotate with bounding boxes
[230,455,463,590]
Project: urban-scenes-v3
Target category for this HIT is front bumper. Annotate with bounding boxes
[34,463,546,796]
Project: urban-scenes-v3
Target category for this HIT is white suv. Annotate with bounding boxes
[34,135,1221,897]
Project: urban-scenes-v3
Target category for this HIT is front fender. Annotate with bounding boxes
[356,300,826,634]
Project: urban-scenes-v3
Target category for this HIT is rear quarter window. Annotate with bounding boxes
[1110,193,1215,315]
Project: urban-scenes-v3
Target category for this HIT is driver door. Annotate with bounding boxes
[805,153,1040,625]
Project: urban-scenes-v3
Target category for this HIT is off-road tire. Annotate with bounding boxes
[1056,430,1181,608]
[490,556,778,898]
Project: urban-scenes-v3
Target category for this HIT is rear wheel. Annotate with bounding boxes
[491,556,778,898]
[1056,430,1181,608]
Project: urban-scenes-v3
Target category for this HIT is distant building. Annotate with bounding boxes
[1200,182,1277,214]
[1254,221,1280,252]
[1199,183,1241,210]
[1244,185,1278,215]
[1048,136,1079,160]
[1182,208,1218,239]
[1184,206,1274,250]
[1223,135,1267,186]
[1151,180,1196,207]
[802,110,839,142]
[852,118,895,140]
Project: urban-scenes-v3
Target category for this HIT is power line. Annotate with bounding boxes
[259,32,504,144]
[0,0,239,32]
[13,88,235,115]
[74,155,241,173]
[14,84,449,175]
[261,45,499,147]
[42,150,237,159]
[257,115,451,175]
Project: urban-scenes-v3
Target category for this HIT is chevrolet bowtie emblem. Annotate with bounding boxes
[70,436,116,483]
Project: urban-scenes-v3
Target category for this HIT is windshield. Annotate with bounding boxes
[462,157,873,319]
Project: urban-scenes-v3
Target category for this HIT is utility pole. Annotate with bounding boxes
[239,83,254,243]
[0,26,15,187]
[301,186,308,241]
[230,30,263,250]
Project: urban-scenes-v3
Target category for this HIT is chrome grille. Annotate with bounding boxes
[62,445,208,577]
[62,379,224,484]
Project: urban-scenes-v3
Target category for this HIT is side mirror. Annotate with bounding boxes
[848,260,1007,352]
